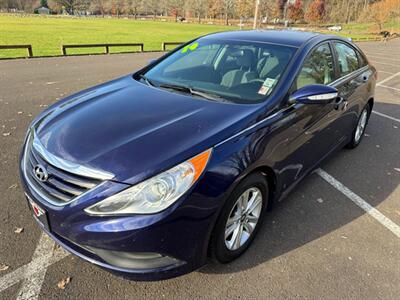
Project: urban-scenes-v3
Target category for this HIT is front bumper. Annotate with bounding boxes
[21,166,222,281]
[33,216,194,281]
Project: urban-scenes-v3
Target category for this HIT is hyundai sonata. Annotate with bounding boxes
[20,30,376,280]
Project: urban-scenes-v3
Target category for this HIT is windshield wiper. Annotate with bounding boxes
[139,74,155,87]
[158,83,191,93]
[158,83,229,102]
[189,89,229,102]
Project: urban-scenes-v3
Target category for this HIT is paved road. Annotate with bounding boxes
[0,40,399,299]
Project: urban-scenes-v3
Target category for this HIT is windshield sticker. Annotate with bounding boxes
[181,42,199,54]
[258,85,270,95]
[263,78,276,88]
[258,78,276,95]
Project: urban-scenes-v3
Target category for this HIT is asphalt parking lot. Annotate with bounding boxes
[0,39,399,299]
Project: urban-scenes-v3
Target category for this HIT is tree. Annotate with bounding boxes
[191,0,207,23]
[235,0,254,20]
[207,0,222,19]
[41,0,49,7]
[147,0,159,19]
[90,0,108,16]
[126,0,141,18]
[222,0,234,25]
[305,0,325,24]
[287,0,303,22]
[168,0,185,21]
[110,0,125,17]
[52,0,89,14]
[274,0,287,18]
[365,0,400,30]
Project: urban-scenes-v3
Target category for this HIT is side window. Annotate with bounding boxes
[334,42,360,77]
[357,50,368,67]
[297,43,335,89]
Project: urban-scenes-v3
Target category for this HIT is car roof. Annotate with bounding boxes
[202,30,322,48]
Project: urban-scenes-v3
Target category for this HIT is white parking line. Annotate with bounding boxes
[378,70,395,75]
[0,236,69,294]
[372,110,400,123]
[371,60,400,67]
[377,71,400,86]
[316,169,400,238]
[16,233,55,300]
[377,85,400,92]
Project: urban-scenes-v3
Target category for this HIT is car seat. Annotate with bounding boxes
[221,50,258,88]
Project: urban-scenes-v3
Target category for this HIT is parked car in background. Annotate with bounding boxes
[20,30,376,281]
[328,25,342,32]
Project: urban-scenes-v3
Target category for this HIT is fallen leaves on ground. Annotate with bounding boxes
[0,264,10,272]
[14,227,24,234]
[2,132,11,136]
[57,277,71,290]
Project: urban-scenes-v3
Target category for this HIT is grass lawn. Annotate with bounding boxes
[0,14,396,59]
[0,14,233,58]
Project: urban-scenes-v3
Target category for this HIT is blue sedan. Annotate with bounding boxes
[20,30,376,280]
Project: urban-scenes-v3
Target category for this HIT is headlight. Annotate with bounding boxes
[85,149,212,215]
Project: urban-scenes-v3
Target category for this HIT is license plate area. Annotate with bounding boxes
[26,194,50,231]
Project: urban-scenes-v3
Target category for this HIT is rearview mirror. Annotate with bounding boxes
[290,84,338,104]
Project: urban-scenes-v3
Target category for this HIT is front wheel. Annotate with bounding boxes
[210,173,268,263]
[346,103,371,149]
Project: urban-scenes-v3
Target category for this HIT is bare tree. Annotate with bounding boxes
[190,0,206,23]
[90,0,108,16]
[52,0,88,14]
[168,0,185,21]
[222,0,234,25]
[126,0,141,18]
[111,0,125,17]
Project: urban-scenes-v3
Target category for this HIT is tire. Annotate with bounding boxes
[346,103,371,149]
[210,173,269,263]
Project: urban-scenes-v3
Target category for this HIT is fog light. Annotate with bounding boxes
[88,247,184,270]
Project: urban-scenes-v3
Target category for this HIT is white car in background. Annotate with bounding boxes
[328,25,342,32]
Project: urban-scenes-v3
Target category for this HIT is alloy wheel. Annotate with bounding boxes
[224,187,263,251]
[355,109,368,143]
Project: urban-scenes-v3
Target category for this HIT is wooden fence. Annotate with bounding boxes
[161,42,184,51]
[61,43,144,55]
[0,45,33,57]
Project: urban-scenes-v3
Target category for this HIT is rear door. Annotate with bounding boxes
[329,41,373,140]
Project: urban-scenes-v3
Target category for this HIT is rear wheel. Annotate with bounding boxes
[347,103,371,149]
[210,173,268,263]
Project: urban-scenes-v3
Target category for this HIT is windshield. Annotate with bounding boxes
[141,38,297,104]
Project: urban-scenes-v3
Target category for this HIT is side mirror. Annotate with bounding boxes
[290,84,338,104]
[148,59,157,65]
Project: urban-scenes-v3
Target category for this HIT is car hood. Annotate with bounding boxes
[34,76,258,184]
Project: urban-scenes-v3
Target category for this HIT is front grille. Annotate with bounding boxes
[23,132,104,205]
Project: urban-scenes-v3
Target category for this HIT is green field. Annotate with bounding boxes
[0,15,232,58]
[0,14,396,59]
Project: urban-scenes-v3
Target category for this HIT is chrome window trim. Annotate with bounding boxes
[328,65,369,87]
[31,130,114,181]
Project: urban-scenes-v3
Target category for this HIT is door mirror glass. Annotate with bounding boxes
[290,84,338,104]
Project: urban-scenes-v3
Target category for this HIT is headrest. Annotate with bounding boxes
[236,49,254,69]
[270,49,290,62]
